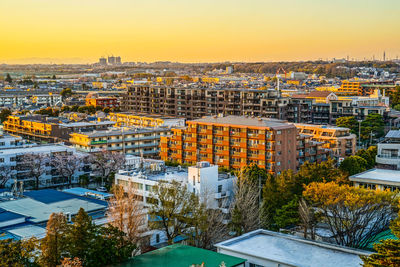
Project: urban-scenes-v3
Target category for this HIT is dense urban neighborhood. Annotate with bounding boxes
[0,59,400,266]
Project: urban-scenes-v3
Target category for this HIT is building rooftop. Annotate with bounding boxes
[385,130,400,139]
[59,120,116,128]
[0,144,72,156]
[118,244,246,267]
[349,168,400,185]
[191,115,295,130]
[72,127,169,138]
[215,229,369,267]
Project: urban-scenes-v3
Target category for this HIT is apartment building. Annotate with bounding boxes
[69,127,170,157]
[295,124,356,159]
[121,85,288,120]
[86,92,119,108]
[338,80,361,95]
[3,115,115,143]
[115,161,234,246]
[0,144,87,189]
[106,112,185,128]
[160,115,298,174]
[376,130,400,170]
[0,91,62,107]
[297,134,331,167]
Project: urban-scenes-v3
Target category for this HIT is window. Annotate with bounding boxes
[218,185,222,193]
[156,234,160,243]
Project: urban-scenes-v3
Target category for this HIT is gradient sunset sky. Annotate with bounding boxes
[1,0,399,64]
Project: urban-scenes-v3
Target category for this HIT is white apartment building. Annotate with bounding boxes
[376,130,400,170]
[115,161,234,246]
[0,143,88,188]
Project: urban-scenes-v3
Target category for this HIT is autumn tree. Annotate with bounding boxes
[229,169,260,235]
[303,182,397,249]
[362,207,400,266]
[40,213,68,266]
[107,184,145,254]
[20,153,49,190]
[89,150,125,187]
[148,180,195,244]
[0,166,14,188]
[52,153,84,186]
[339,155,368,176]
[60,257,82,267]
[0,238,38,267]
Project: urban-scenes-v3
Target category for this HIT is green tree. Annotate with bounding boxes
[356,146,377,169]
[296,158,348,185]
[274,198,300,229]
[148,180,195,244]
[40,213,68,267]
[361,113,385,144]
[65,208,97,264]
[60,88,72,100]
[0,108,12,123]
[339,155,368,175]
[336,116,358,135]
[5,73,12,83]
[389,85,400,107]
[0,238,39,267]
[394,104,400,111]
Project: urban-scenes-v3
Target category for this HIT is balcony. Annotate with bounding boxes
[215,191,230,199]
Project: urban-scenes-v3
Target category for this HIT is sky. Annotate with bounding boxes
[0,0,399,64]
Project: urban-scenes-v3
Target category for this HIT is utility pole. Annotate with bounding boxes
[358,120,362,149]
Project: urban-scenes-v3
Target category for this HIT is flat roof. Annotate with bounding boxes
[191,115,295,130]
[216,230,369,267]
[0,144,72,156]
[72,127,169,137]
[59,121,115,127]
[7,224,46,239]
[349,168,400,184]
[118,244,246,267]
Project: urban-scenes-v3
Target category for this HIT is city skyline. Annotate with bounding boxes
[1,0,400,64]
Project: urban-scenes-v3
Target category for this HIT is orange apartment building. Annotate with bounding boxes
[86,92,119,108]
[160,115,298,174]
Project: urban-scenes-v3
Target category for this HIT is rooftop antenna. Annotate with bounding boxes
[11,179,18,197]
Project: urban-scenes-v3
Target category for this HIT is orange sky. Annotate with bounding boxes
[0,0,399,63]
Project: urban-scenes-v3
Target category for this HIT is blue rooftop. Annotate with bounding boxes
[63,187,113,199]
[0,208,26,223]
[24,189,108,206]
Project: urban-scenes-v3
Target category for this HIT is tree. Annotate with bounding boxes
[361,113,385,144]
[148,180,194,244]
[274,198,300,229]
[107,184,144,254]
[389,85,400,107]
[0,108,12,123]
[298,198,318,240]
[303,182,397,249]
[229,169,260,235]
[356,146,377,169]
[40,213,68,266]
[0,238,38,267]
[187,191,228,249]
[89,151,125,187]
[336,116,358,135]
[60,258,82,267]
[20,153,49,190]
[0,166,14,188]
[5,73,12,83]
[52,153,83,186]
[339,155,368,175]
[296,158,348,185]
[60,88,72,100]
[65,208,97,264]
[362,208,400,266]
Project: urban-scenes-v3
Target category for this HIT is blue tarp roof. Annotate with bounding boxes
[24,189,108,206]
[0,208,26,223]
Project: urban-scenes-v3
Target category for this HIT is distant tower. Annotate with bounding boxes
[99,57,107,66]
[383,51,386,61]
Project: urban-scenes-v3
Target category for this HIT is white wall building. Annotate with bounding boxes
[0,143,87,188]
[216,229,370,267]
[115,161,234,246]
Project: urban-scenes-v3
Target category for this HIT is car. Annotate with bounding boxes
[96,187,107,192]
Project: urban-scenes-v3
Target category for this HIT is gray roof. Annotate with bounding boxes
[385,130,400,139]
[78,127,170,138]
[191,116,295,130]
[215,229,369,267]
[349,168,400,185]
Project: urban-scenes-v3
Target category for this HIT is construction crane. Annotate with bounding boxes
[276,67,287,94]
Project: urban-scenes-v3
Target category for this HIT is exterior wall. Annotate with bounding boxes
[70,129,170,157]
[376,143,400,170]
[160,121,297,174]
